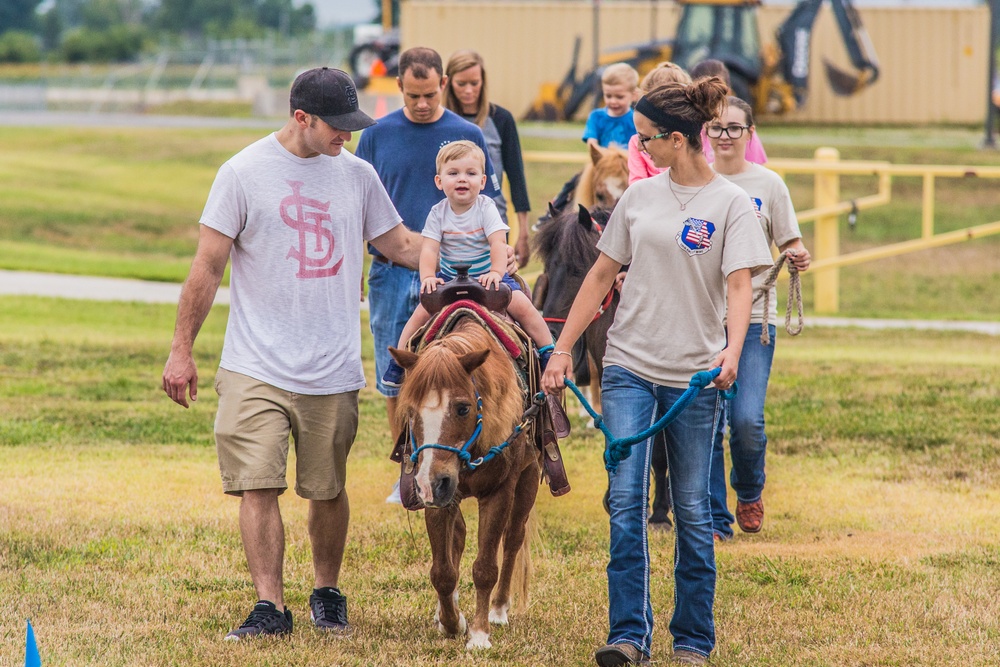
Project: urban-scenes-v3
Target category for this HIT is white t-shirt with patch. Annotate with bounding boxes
[200,133,401,395]
[716,163,802,324]
[598,170,773,388]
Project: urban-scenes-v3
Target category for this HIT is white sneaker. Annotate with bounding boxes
[385,479,401,504]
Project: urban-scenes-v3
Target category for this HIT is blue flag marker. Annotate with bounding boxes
[25,619,41,667]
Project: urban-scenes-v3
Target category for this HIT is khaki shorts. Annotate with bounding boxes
[213,368,359,500]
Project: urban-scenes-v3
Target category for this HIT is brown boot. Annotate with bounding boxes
[736,498,764,533]
[595,643,649,666]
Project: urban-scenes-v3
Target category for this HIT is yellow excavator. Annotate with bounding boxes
[524,0,880,121]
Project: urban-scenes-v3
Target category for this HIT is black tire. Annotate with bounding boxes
[349,44,382,88]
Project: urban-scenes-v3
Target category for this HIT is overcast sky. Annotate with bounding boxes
[306,0,379,29]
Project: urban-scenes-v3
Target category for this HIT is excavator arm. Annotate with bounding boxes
[825,0,880,95]
[776,0,879,106]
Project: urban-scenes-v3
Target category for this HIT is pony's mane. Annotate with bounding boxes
[573,146,628,209]
[396,319,523,448]
[533,206,612,274]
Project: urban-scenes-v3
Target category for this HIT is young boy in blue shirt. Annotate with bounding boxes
[583,62,641,150]
[541,62,640,223]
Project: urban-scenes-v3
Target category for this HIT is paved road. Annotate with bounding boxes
[0,110,282,130]
[0,270,229,306]
[3,269,999,335]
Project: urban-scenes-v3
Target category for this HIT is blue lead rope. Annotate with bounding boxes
[562,368,737,473]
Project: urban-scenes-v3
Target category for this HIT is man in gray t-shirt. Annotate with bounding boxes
[162,68,421,641]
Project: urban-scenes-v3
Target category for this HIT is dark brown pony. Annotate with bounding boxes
[533,204,616,414]
[533,205,673,528]
[390,318,541,650]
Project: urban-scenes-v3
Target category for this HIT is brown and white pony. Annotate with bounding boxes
[572,143,629,211]
[390,317,541,650]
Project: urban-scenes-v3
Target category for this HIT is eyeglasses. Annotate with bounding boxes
[637,132,668,152]
[706,124,750,139]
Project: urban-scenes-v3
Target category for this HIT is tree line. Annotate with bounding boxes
[0,0,319,63]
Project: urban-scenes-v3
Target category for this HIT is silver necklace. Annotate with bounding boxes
[668,172,716,211]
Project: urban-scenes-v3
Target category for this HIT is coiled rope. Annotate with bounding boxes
[755,251,803,346]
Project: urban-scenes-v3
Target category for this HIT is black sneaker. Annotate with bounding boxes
[382,359,405,388]
[224,600,292,641]
[310,587,351,634]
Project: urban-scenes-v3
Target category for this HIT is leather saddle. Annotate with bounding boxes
[421,263,511,315]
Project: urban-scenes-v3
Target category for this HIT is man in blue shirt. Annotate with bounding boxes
[355,46,501,440]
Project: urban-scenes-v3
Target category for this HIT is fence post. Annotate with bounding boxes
[813,147,841,313]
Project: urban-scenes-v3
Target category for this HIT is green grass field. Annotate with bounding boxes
[2,122,999,665]
[2,297,999,666]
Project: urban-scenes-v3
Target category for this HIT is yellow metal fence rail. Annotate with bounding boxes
[522,148,1000,314]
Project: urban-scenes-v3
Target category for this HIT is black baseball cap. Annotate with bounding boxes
[290,67,376,132]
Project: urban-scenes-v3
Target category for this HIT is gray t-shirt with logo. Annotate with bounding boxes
[717,163,801,324]
[598,170,773,388]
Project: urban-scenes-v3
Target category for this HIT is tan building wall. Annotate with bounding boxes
[400,2,989,125]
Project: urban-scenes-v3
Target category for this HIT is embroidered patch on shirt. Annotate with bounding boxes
[675,217,716,256]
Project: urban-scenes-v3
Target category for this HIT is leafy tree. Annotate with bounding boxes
[81,0,146,30]
[257,0,315,35]
[155,0,315,38]
[0,0,43,33]
[52,0,87,28]
[60,24,144,62]
[0,30,42,62]
[155,0,241,36]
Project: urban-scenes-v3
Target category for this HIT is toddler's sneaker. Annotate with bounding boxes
[382,359,405,388]
[537,344,554,371]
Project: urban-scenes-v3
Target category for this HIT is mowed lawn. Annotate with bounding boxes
[2,296,999,666]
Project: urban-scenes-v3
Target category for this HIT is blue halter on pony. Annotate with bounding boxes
[408,387,548,471]
[408,390,484,468]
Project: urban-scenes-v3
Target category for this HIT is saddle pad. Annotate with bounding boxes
[419,299,524,360]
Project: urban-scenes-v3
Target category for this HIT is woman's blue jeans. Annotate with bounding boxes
[710,323,776,538]
[601,365,721,659]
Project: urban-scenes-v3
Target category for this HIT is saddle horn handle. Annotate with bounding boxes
[421,264,512,315]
